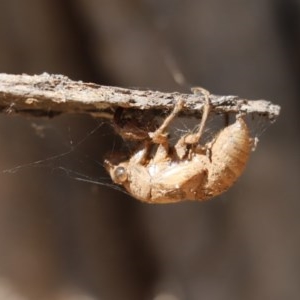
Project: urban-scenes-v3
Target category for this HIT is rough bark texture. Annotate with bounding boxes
[0,73,280,120]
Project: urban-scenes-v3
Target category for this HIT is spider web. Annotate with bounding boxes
[0,111,272,198]
[0,116,130,196]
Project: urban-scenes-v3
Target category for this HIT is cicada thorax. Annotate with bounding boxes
[204,117,252,198]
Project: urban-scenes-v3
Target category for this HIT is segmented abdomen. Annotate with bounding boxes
[204,118,251,198]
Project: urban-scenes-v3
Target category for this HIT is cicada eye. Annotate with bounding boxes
[114,166,128,183]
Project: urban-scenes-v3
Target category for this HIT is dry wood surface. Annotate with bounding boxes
[0,73,280,120]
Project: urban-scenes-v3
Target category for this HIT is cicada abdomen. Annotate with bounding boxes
[204,117,252,198]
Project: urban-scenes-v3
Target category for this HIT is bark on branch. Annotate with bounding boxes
[0,73,280,121]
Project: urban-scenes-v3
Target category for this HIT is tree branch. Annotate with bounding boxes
[0,73,280,121]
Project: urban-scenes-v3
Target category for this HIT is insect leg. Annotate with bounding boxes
[184,87,211,144]
[149,99,184,145]
[174,88,211,159]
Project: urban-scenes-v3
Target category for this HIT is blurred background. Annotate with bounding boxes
[0,0,299,299]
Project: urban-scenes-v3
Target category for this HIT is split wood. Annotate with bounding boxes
[0,73,280,121]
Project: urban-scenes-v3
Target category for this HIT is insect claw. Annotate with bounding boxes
[191,87,210,97]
